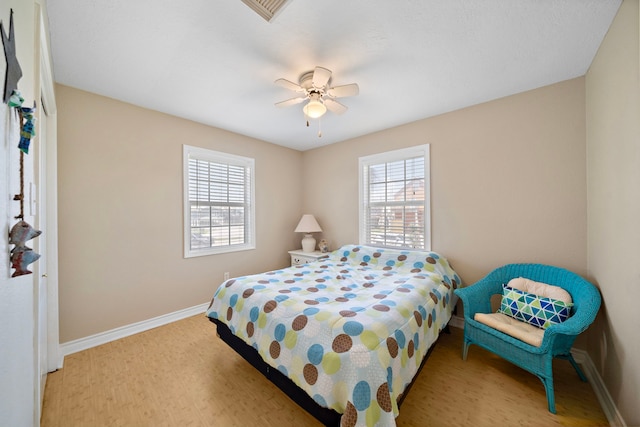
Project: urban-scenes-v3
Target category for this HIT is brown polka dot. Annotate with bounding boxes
[226,307,233,321]
[452,279,458,289]
[341,269,349,274]
[242,288,254,298]
[343,402,357,427]
[387,337,399,358]
[307,287,319,292]
[315,278,325,283]
[269,341,280,359]
[397,255,407,261]
[377,382,393,412]
[303,364,318,385]
[426,256,436,264]
[341,287,352,292]
[360,262,368,266]
[246,322,254,337]
[294,273,304,277]
[365,275,375,280]
[264,300,277,313]
[363,282,374,288]
[332,334,353,353]
[428,313,433,328]
[442,282,451,289]
[373,305,390,312]
[292,315,308,331]
[408,340,415,358]
[442,297,447,308]
[304,300,319,305]
[258,280,270,284]
[340,257,348,262]
[374,294,386,299]
[397,287,410,293]
[339,310,357,317]
[430,292,438,305]
[336,275,344,280]
[373,252,382,258]
[284,279,295,284]
[383,266,392,271]
[279,289,291,293]
[225,279,236,287]
[411,268,422,273]
[352,247,360,252]
[335,297,349,302]
[413,310,423,327]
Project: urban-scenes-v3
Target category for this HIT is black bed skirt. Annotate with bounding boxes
[209,317,447,427]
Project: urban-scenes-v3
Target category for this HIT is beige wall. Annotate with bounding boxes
[586,0,640,425]
[56,85,303,342]
[302,78,587,285]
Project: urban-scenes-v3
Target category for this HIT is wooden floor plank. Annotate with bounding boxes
[41,315,608,427]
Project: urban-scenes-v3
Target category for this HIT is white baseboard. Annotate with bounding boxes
[571,348,627,427]
[58,302,210,367]
[448,314,465,329]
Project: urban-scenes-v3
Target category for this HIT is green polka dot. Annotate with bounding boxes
[366,402,381,426]
[258,312,267,328]
[360,330,381,350]
[284,330,297,349]
[235,298,245,312]
[322,352,341,375]
[315,311,333,321]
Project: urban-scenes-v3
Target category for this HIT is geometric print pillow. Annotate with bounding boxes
[499,284,573,329]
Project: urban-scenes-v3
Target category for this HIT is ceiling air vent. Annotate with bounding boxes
[240,0,292,22]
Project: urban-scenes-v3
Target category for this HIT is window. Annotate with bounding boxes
[359,145,430,250]
[183,145,255,257]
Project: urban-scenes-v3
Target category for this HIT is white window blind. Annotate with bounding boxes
[359,145,430,250]
[183,145,255,257]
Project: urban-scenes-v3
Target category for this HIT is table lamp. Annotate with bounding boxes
[294,214,322,252]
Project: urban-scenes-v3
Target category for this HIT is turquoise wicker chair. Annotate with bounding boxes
[454,264,601,413]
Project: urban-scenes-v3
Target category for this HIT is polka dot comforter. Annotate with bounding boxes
[206,244,461,427]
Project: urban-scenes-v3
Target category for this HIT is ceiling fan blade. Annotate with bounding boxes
[275,78,304,92]
[324,98,348,115]
[275,96,307,107]
[327,83,359,98]
[312,66,332,88]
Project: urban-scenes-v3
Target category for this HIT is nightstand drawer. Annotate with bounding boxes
[288,250,327,266]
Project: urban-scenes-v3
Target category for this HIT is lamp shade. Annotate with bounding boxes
[294,214,322,233]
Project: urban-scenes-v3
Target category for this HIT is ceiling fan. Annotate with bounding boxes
[274,66,359,120]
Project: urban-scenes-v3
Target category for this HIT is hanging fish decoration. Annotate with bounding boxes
[9,220,41,277]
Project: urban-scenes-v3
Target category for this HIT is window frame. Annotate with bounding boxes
[358,144,431,251]
[183,144,256,258]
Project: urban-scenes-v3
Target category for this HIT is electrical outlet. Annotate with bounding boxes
[224,272,229,280]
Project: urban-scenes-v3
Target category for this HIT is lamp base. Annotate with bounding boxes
[301,234,316,252]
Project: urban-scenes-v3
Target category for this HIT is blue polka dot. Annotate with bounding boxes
[249,306,260,322]
[274,295,289,302]
[387,367,394,392]
[395,330,406,348]
[343,321,364,336]
[303,307,320,316]
[418,305,427,319]
[290,286,302,291]
[229,294,238,307]
[274,324,286,341]
[413,262,424,269]
[308,344,324,365]
[254,285,266,290]
[386,260,396,266]
[353,381,371,411]
[431,308,437,321]
[315,297,330,303]
[344,293,357,299]
[380,300,397,307]
[363,255,371,262]
[414,332,420,349]
[313,394,327,407]
[316,284,327,289]
[277,365,288,376]
[350,306,366,312]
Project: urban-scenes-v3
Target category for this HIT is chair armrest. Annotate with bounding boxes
[454,278,504,319]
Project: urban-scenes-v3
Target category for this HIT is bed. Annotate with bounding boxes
[206,244,461,427]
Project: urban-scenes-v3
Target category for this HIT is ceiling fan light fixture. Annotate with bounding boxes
[303,99,326,119]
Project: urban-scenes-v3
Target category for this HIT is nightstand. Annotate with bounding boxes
[288,249,328,266]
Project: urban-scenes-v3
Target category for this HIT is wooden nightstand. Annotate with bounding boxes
[288,249,328,266]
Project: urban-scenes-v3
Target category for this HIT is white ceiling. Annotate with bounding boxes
[46,0,621,152]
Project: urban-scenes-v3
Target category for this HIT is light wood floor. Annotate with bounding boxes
[41,315,609,427]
